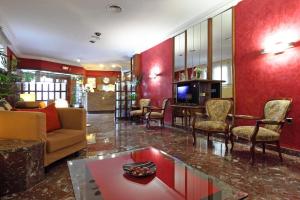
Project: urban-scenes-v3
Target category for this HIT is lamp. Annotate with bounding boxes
[262,41,294,54]
[55,99,69,108]
[20,93,35,102]
[149,66,160,79]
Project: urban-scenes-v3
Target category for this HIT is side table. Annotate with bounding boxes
[0,139,45,197]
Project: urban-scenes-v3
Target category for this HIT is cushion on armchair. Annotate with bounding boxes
[194,121,227,132]
[232,126,280,141]
[130,110,143,116]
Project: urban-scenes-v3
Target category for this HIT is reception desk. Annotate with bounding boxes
[86,91,115,112]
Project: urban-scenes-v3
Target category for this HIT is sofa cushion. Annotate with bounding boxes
[0,99,12,111]
[46,129,85,153]
[16,103,61,132]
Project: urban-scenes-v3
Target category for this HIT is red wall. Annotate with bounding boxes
[140,38,174,124]
[85,70,120,78]
[235,0,300,150]
[18,58,86,75]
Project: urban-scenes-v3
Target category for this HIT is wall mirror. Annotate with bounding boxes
[212,9,233,98]
[174,32,186,81]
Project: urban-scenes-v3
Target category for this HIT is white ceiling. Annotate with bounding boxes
[0,0,239,71]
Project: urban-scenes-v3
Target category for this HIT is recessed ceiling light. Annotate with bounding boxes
[76,58,81,63]
[107,5,122,13]
[112,64,116,68]
[95,32,101,37]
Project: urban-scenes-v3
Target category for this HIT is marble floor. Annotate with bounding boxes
[3,113,300,200]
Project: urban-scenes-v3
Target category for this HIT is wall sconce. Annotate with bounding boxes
[149,66,160,79]
[149,72,158,79]
[262,41,294,54]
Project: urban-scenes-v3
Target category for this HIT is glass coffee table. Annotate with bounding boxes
[68,147,247,200]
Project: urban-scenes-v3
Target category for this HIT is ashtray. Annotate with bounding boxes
[123,161,156,177]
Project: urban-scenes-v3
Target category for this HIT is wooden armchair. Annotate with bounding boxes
[192,98,233,148]
[130,98,151,122]
[145,98,169,128]
[230,98,292,164]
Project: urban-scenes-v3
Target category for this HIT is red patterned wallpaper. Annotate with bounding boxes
[140,38,174,124]
[235,0,300,150]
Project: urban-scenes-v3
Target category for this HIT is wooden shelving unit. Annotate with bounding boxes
[114,72,136,119]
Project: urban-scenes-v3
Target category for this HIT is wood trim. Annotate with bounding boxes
[207,18,213,80]
[232,7,236,114]
[184,30,188,79]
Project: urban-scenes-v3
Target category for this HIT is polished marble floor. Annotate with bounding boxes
[3,113,300,200]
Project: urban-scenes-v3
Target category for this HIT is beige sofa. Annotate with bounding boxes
[0,108,87,166]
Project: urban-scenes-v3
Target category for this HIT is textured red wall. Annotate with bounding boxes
[235,0,300,150]
[140,38,174,124]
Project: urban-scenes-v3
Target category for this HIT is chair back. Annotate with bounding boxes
[206,98,233,122]
[161,98,169,115]
[264,99,292,132]
[139,99,151,110]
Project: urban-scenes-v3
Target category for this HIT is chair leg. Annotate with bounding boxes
[276,141,283,162]
[262,142,266,154]
[250,142,256,165]
[146,118,150,128]
[230,133,234,151]
[225,133,229,150]
[181,117,184,126]
[161,119,164,128]
[192,128,196,146]
[207,133,210,143]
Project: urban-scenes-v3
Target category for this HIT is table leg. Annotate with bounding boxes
[184,108,188,128]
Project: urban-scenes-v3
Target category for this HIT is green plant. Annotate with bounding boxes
[0,48,21,103]
[22,71,35,82]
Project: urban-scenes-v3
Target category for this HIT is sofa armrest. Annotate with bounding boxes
[0,111,47,141]
[56,108,86,132]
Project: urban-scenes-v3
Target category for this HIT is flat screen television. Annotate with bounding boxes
[177,82,199,104]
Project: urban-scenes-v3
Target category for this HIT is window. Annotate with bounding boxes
[21,80,67,101]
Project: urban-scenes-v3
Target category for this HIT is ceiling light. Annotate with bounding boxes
[76,58,81,63]
[95,32,101,37]
[107,5,122,13]
[99,64,104,67]
[112,64,116,68]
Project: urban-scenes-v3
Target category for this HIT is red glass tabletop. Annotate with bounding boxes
[68,147,247,200]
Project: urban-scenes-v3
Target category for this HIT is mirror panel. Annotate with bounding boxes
[174,32,186,81]
[212,9,233,98]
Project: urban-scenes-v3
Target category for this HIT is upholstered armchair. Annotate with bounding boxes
[130,98,151,121]
[192,98,233,148]
[230,99,292,164]
[145,98,169,128]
